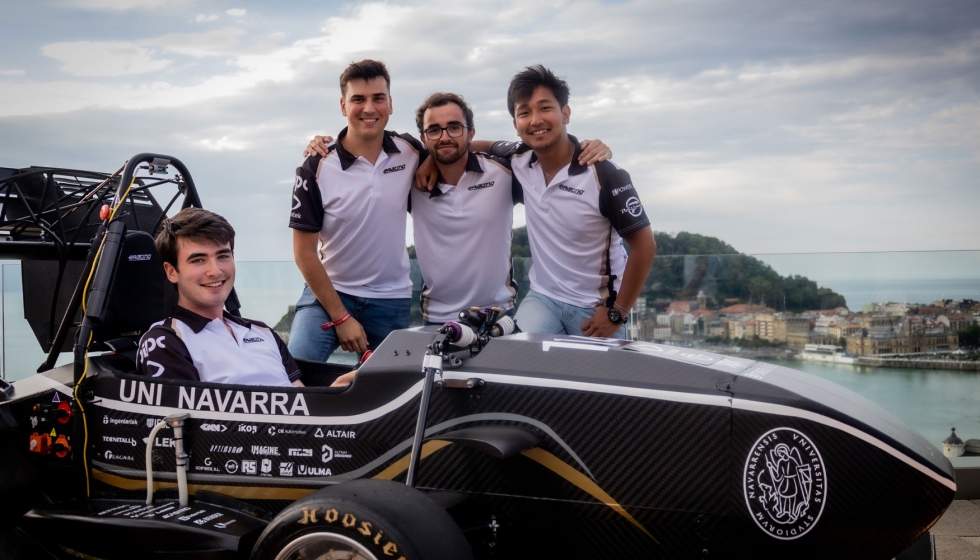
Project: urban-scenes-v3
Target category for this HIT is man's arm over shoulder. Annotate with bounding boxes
[473,140,527,159]
[136,320,199,381]
[479,153,523,206]
[390,131,429,165]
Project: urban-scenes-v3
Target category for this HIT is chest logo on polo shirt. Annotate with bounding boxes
[622,196,643,217]
[558,184,584,195]
[243,337,263,343]
[383,164,406,174]
[468,180,495,191]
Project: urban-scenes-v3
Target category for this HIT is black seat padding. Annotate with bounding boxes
[93,230,172,341]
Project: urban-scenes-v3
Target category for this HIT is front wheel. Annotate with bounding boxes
[251,479,473,560]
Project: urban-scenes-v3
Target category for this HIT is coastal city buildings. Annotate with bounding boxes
[630,297,979,359]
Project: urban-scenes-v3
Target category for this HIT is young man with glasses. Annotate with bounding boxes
[409,92,522,324]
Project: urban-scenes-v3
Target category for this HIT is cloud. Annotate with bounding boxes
[56,0,190,10]
[41,41,171,77]
[145,28,248,58]
[4,0,980,256]
[226,8,247,17]
[0,70,26,76]
[196,14,219,23]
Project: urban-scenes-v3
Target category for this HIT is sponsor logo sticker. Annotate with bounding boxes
[200,423,227,432]
[744,428,827,540]
[103,416,138,426]
[128,254,152,261]
[103,436,137,446]
[289,448,313,457]
[279,462,294,476]
[242,460,257,475]
[104,450,135,461]
[251,445,279,456]
[209,445,243,454]
[298,465,332,476]
[224,460,239,474]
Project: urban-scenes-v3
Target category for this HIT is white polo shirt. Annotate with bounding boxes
[137,306,301,387]
[493,136,650,308]
[289,127,424,299]
[410,152,521,323]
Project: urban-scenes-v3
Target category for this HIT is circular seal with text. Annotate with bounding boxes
[743,427,827,540]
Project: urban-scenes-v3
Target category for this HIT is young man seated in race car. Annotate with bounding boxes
[137,208,355,387]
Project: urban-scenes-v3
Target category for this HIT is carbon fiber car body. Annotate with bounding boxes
[0,155,955,559]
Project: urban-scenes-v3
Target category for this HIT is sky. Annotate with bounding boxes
[1,0,978,262]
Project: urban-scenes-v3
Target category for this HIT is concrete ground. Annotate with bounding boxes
[934,500,980,559]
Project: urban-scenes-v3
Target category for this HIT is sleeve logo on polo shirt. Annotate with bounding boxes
[611,184,634,196]
[383,164,406,174]
[621,196,643,217]
[292,176,308,211]
[468,180,495,191]
[558,184,584,195]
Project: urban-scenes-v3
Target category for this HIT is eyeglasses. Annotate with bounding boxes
[422,124,468,140]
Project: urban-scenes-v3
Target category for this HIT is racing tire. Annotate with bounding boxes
[251,478,474,560]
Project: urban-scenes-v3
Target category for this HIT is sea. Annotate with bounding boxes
[2,261,978,450]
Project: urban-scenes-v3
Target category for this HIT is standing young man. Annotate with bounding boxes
[491,65,656,339]
[288,60,425,362]
[410,92,521,324]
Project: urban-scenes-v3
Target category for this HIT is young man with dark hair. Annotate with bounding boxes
[137,208,305,386]
[410,92,520,323]
[490,65,657,339]
[288,59,425,363]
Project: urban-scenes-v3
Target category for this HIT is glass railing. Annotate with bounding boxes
[3,252,978,448]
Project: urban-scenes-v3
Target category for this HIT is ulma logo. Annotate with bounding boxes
[744,428,826,540]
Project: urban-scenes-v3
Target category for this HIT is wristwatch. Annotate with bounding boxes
[607,306,625,324]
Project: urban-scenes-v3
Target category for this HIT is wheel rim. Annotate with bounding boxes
[274,531,379,560]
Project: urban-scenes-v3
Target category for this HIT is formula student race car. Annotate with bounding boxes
[0,154,956,560]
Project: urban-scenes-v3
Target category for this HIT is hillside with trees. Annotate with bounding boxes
[408,228,846,313]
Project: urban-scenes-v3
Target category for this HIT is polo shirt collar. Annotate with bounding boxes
[171,305,251,334]
[527,134,588,177]
[429,151,484,198]
[334,127,402,171]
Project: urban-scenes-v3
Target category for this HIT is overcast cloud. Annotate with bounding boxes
[1,0,978,261]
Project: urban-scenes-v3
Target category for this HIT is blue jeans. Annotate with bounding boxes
[288,285,411,362]
[516,290,627,339]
